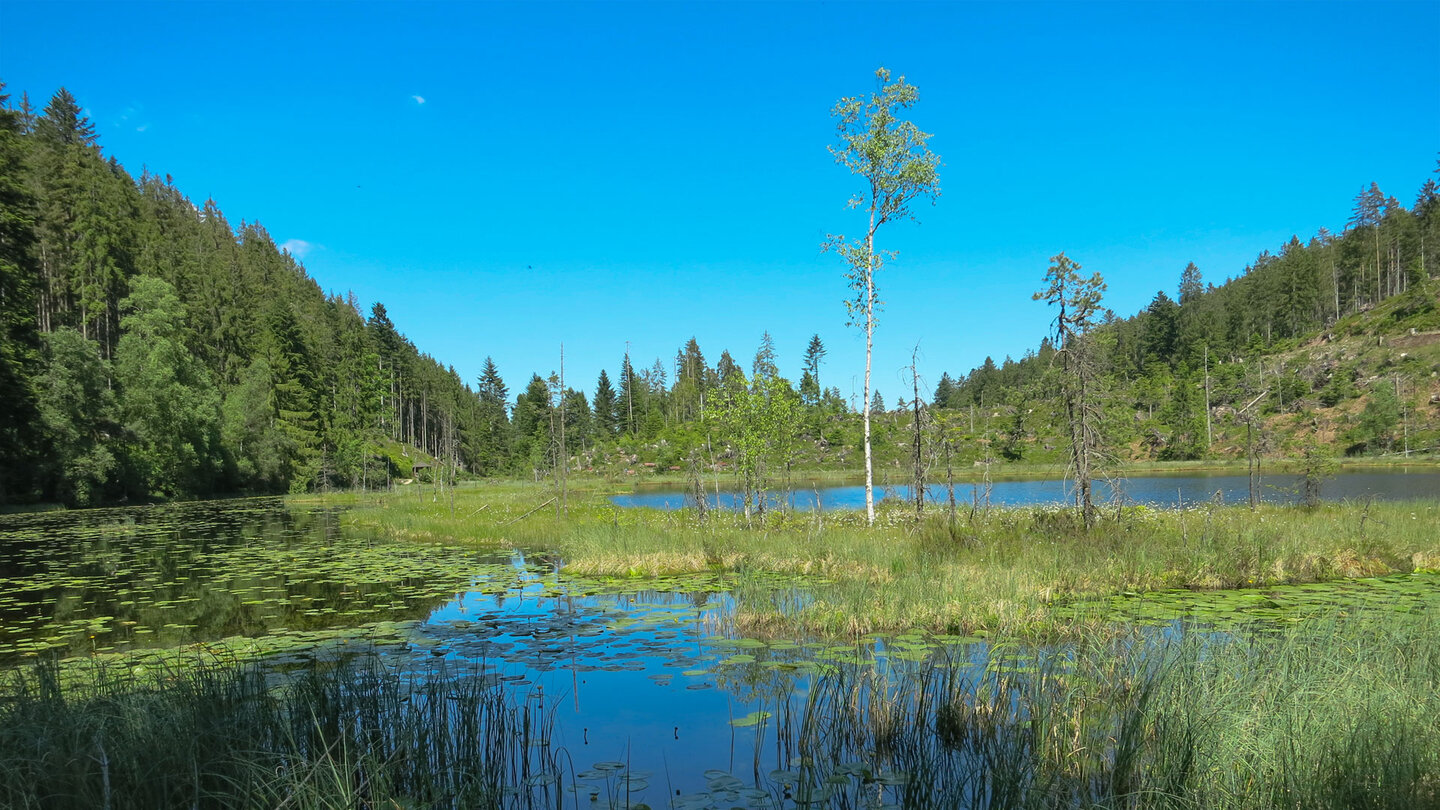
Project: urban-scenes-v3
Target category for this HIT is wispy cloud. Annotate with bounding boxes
[411,95,426,105]
[280,239,314,258]
[117,105,151,133]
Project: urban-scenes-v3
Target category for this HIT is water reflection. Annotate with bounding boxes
[613,469,1440,511]
[0,498,494,664]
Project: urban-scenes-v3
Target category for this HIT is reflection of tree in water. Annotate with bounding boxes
[0,498,494,665]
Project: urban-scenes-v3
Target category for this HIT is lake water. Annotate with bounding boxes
[610,468,1440,512]
[0,498,973,802]
[3,495,1437,806]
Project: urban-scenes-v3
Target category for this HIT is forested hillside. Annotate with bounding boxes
[2,82,1436,507]
[934,175,1440,463]
[0,84,490,504]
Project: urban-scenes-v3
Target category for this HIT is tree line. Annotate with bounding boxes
[2,81,1434,508]
[0,82,871,505]
[0,84,509,504]
[934,171,1440,462]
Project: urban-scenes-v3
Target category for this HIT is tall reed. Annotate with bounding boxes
[776,609,1439,808]
[0,655,559,809]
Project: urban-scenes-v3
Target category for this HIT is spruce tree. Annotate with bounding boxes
[475,356,510,473]
[0,82,42,500]
[592,368,617,438]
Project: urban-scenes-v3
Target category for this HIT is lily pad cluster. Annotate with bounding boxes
[1052,571,1440,628]
[0,498,502,665]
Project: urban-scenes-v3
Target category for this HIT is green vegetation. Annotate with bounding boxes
[3,63,1437,810]
[3,79,1436,512]
[4,483,1438,807]
[786,610,1440,809]
[0,656,554,809]
[825,66,942,524]
[4,603,1435,809]
[346,480,1440,638]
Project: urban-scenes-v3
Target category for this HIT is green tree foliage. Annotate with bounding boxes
[513,373,553,474]
[114,276,221,497]
[1158,365,1207,461]
[591,368,617,439]
[474,356,510,474]
[1355,382,1400,453]
[1034,252,1107,529]
[0,84,498,504]
[708,374,801,519]
[826,66,940,525]
[0,83,43,500]
[751,331,779,382]
[3,79,1436,504]
[36,329,116,505]
[931,372,957,409]
[715,350,743,391]
[799,333,826,406]
[671,338,709,424]
[1139,290,1179,370]
[938,166,1440,470]
[617,352,640,438]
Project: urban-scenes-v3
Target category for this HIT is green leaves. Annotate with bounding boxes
[828,68,940,229]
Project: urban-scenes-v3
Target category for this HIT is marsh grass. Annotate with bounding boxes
[0,655,559,810]
[784,609,1440,809]
[341,480,1439,637]
[3,609,1434,808]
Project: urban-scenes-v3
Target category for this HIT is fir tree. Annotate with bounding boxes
[592,368,617,437]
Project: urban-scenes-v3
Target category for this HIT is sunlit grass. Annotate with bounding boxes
[795,609,1440,808]
[335,477,1440,637]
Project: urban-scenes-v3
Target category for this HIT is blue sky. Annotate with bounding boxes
[3,1,1437,406]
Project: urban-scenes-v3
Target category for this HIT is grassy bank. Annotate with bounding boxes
[5,609,1434,809]
[339,476,1440,638]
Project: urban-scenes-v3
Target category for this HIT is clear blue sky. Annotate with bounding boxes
[4,1,1437,406]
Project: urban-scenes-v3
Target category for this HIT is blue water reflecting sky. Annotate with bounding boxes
[613,470,1440,512]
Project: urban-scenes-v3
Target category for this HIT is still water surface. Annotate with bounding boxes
[611,468,1440,511]
[2,495,1437,805]
[0,499,965,802]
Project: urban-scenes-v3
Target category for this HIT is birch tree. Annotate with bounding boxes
[826,67,941,526]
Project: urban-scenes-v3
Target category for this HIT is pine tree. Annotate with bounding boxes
[932,372,957,409]
[617,352,640,436]
[751,331,778,382]
[592,368,617,437]
[475,356,510,473]
[716,350,743,391]
[800,334,825,406]
[0,82,42,500]
[35,88,96,148]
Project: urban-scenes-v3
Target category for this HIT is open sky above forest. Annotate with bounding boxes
[3,0,1436,403]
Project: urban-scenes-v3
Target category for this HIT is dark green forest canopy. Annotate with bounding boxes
[1,82,1436,505]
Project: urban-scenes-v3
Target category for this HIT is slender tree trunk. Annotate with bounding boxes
[1204,345,1212,449]
[1331,256,1340,322]
[863,212,876,526]
[559,344,567,515]
[944,434,956,536]
[911,349,924,520]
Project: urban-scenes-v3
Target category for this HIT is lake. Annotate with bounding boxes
[610,468,1440,512]
[3,495,1437,807]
